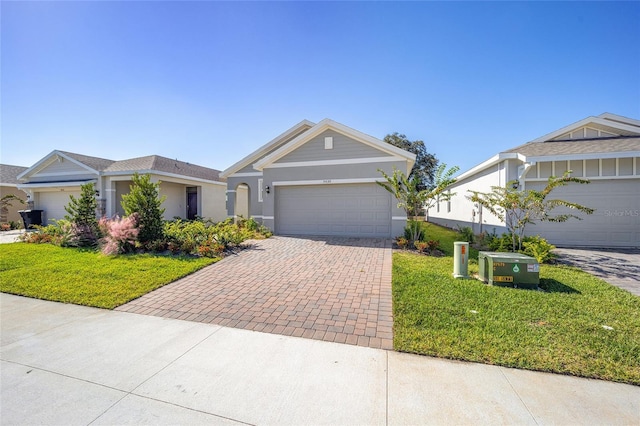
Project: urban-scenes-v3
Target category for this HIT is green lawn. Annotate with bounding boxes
[0,243,216,309]
[394,224,640,385]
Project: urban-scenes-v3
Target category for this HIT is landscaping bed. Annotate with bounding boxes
[393,224,640,385]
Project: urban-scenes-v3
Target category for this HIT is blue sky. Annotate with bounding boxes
[2,1,639,174]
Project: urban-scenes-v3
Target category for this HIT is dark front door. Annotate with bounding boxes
[187,191,198,220]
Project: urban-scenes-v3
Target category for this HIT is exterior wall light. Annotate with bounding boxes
[265,185,270,194]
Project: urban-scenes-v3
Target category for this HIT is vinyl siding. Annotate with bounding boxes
[274,130,393,163]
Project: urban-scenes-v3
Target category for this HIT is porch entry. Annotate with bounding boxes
[187,187,198,220]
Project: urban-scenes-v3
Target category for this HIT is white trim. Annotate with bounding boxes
[529,115,640,143]
[272,178,383,186]
[258,178,264,203]
[264,156,404,169]
[253,118,416,174]
[226,190,236,193]
[251,215,264,219]
[103,170,226,186]
[17,179,97,190]
[31,170,93,178]
[525,175,639,182]
[527,151,640,163]
[262,216,274,220]
[455,153,518,182]
[228,172,263,177]
[392,216,408,221]
[17,150,101,181]
[220,120,316,178]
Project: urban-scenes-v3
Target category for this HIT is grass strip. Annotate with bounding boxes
[0,243,216,309]
[393,241,640,385]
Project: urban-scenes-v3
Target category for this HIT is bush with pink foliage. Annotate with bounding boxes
[99,214,140,255]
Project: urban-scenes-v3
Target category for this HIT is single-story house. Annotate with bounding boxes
[221,119,416,238]
[428,113,640,248]
[0,164,29,224]
[16,150,227,224]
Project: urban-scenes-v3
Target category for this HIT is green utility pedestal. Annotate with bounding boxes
[478,252,540,289]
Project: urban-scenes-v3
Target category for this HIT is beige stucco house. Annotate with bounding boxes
[16,150,227,224]
[221,119,416,238]
[428,113,640,248]
[0,164,29,224]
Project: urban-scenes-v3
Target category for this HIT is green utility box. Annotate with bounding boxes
[478,252,540,289]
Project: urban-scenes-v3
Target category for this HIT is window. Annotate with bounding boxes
[258,179,263,203]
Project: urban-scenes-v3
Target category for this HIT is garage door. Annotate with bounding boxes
[38,190,81,224]
[275,183,391,237]
[525,179,640,247]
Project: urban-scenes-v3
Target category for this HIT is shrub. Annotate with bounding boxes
[403,222,423,242]
[121,173,166,244]
[426,240,441,252]
[522,235,557,264]
[414,240,429,253]
[396,237,409,249]
[456,226,475,244]
[99,215,139,255]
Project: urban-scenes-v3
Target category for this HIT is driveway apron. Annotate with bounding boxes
[116,236,394,349]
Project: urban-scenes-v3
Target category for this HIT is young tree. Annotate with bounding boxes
[64,182,101,247]
[1,194,24,223]
[377,164,459,240]
[383,133,438,191]
[467,171,594,252]
[65,183,99,227]
[121,173,166,244]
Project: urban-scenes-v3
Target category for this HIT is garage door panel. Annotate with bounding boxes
[275,183,391,237]
[525,179,639,247]
[38,191,81,223]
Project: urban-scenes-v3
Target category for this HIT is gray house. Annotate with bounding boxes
[428,113,640,248]
[221,119,416,238]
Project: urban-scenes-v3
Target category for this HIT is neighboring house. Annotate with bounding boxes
[221,119,416,238]
[16,151,227,224]
[0,164,29,224]
[428,113,640,248]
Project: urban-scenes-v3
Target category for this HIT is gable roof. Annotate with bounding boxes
[17,150,223,183]
[529,113,640,143]
[504,137,640,159]
[252,118,416,174]
[17,150,114,181]
[220,120,315,178]
[0,164,29,186]
[455,113,640,182]
[105,155,223,182]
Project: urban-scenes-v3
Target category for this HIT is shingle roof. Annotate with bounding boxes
[0,164,28,185]
[503,137,640,158]
[58,151,116,171]
[104,155,223,182]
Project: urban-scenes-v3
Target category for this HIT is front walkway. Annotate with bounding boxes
[117,236,394,349]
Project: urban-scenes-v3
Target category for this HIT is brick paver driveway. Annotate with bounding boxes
[116,236,394,349]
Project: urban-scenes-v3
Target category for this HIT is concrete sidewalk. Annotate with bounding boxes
[1,294,638,425]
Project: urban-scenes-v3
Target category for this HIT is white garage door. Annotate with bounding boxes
[38,190,81,224]
[525,179,640,247]
[275,183,392,237]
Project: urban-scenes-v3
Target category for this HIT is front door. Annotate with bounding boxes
[187,191,198,220]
